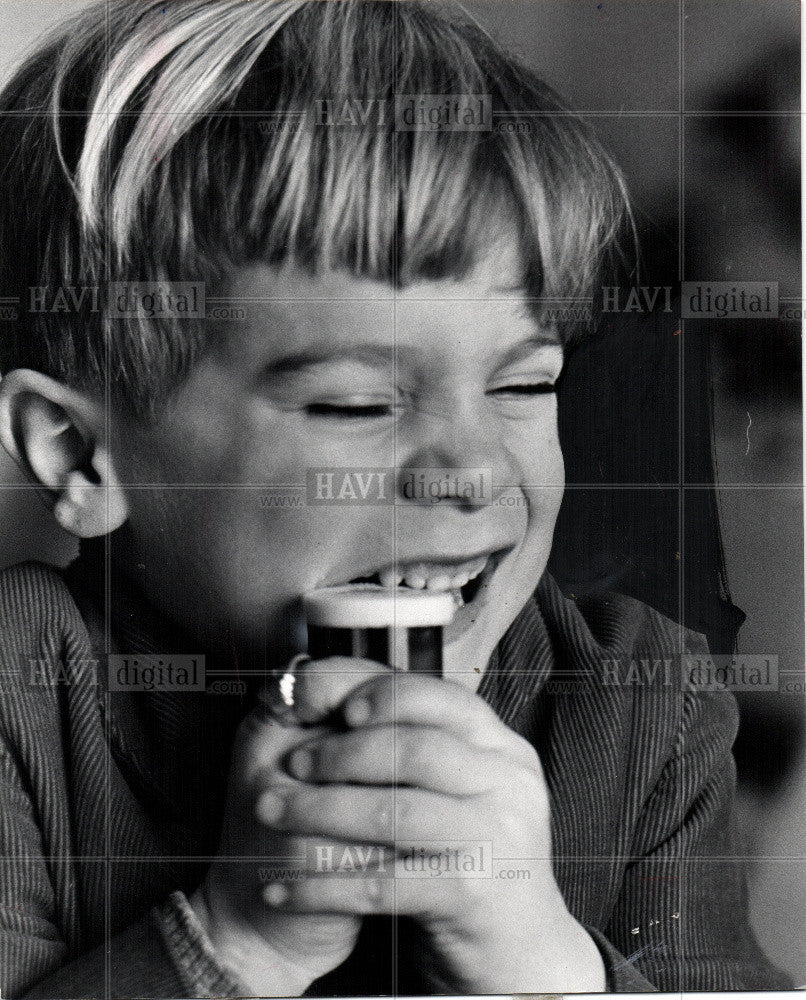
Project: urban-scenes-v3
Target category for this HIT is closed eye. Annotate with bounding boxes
[490,382,557,396]
[306,402,394,418]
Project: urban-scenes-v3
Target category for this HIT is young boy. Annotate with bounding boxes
[0,1,792,997]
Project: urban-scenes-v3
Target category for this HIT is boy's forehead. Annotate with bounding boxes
[217,234,553,362]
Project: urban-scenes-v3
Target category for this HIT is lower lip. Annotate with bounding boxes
[443,551,503,643]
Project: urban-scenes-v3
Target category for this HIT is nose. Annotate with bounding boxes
[395,409,515,509]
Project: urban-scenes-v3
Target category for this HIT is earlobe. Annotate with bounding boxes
[51,459,129,538]
[0,369,129,538]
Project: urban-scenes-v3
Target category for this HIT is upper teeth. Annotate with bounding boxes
[377,556,489,592]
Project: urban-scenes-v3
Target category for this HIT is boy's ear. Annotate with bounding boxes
[0,369,129,538]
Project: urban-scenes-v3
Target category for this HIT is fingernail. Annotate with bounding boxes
[263,882,289,906]
[288,747,313,780]
[255,790,286,825]
[344,698,371,727]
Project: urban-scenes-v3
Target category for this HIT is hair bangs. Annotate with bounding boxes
[0,0,633,419]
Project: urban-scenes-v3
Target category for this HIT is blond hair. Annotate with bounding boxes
[0,0,632,418]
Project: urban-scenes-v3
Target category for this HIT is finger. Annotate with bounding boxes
[255,835,396,889]
[230,714,333,791]
[230,657,392,789]
[340,672,536,763]
[255,782,477,847]
[260,861,474,918]
[286,725,508,795]
[263,656,393,726]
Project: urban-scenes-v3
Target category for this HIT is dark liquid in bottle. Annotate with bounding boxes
[307,624,443,674]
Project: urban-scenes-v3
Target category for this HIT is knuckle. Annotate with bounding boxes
[503,732,542,769]
[497,763,547,826]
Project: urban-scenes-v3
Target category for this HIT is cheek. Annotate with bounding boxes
[199,495,394,598]
[521,433,564,538]
[514,416,565,490]
[544,431,565,485]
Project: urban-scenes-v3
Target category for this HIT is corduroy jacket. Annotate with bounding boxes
[0,556,793,997]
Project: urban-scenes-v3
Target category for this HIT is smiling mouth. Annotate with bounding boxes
[347,550,506,605]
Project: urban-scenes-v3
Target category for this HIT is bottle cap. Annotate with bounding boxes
[303,584,456,629]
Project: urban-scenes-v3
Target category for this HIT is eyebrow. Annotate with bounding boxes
[263,333,562,378]
[492,335,564,370]
[263,344,404,377]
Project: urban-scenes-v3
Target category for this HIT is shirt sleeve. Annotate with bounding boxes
[14,896,248,1000]
[0,727,244,999]
[584,925,658,991]
[599,683,794,991]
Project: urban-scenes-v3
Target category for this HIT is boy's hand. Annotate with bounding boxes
[190,657,391,997]
[253,668,607,994]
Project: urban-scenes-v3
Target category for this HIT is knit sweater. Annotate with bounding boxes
[0,556,792,997]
